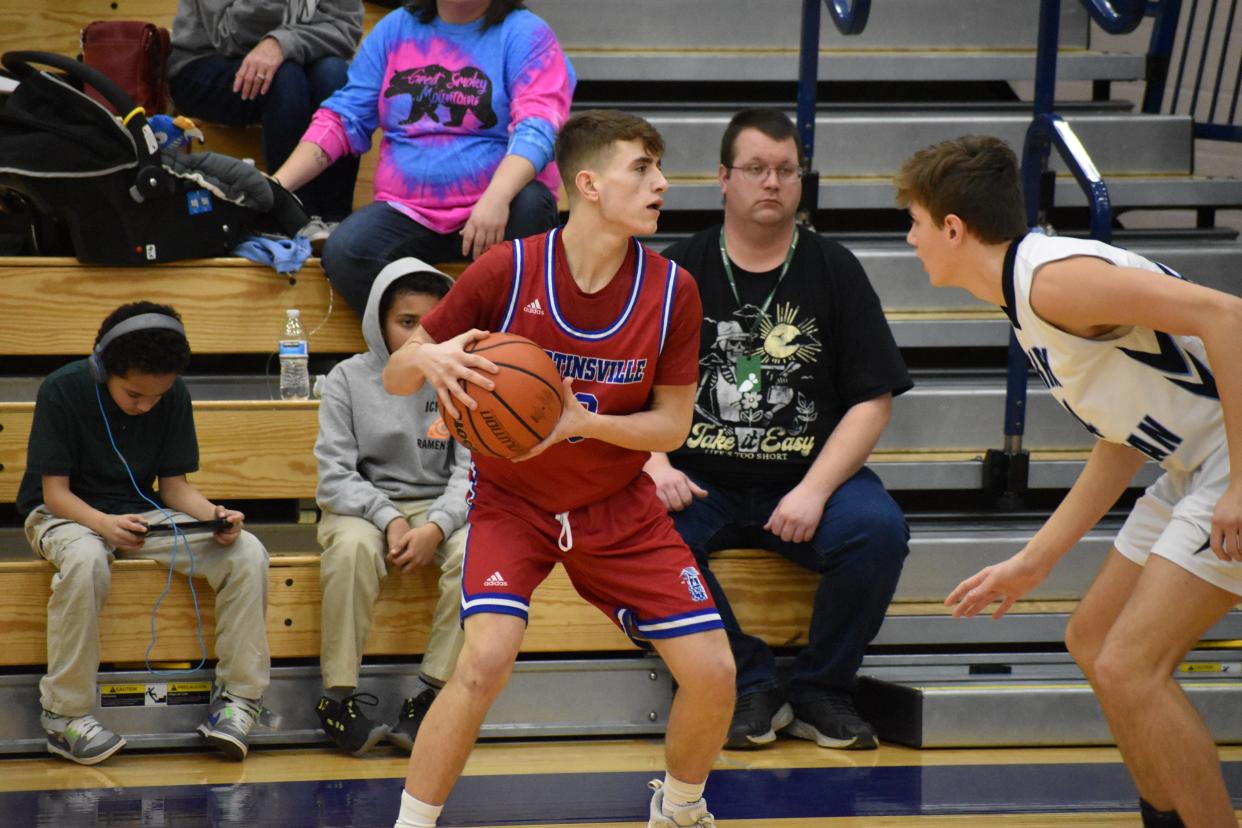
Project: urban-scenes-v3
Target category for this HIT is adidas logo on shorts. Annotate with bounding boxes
[483,571,508,588]
[523,298,545,315]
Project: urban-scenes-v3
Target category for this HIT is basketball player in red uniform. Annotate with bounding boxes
[383,111,735,828]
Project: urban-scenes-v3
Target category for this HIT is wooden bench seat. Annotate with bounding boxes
[0,548,839,666]
[1,399,1097,505]
[0,401,321,501]
[0,257,470,357]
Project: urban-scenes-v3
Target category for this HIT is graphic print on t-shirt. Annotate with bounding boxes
[690,300,822,460]
[385,63,498,128]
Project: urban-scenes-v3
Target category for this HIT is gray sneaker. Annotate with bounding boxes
[647,780,716,827]
[197,692,261,760]
[297,216,339,254]
[41,710,126,765]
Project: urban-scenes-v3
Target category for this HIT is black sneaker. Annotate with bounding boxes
[724,687,794,750]
[387,687,436,752]
[787,692,878,750]
[314,693,390,756]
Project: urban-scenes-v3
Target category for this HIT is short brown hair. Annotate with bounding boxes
[555,110,665,194]
[893,135,1028,244]
[720,108,804,168]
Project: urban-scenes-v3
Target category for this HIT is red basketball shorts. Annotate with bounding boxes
[460,472,723,645]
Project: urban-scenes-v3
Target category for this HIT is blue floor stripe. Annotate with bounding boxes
[6,761,1242,826]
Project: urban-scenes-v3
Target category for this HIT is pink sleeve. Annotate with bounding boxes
[508,24,573,130]
[300,109,353,164]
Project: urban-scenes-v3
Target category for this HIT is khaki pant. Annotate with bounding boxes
[317,501,466,689]
[26,507,271,717]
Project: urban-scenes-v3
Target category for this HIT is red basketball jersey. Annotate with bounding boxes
[421,228,702,513]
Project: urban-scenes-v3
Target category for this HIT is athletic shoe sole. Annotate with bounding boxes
[386,726,416,753]
[197,723,248,761]
[785,717,878,750]
[346,723,391,757]
[724,701,794,750]
[47,734,126,765]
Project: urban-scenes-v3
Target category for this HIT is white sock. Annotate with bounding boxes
[394,790,441,828]
[661,772,705,813]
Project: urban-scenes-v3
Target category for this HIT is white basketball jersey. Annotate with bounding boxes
[1005,232,1223,473]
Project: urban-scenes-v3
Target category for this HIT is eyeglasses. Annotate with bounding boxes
[728,163,803,183]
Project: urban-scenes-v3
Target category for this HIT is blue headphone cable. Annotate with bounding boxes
[95,383,208,676]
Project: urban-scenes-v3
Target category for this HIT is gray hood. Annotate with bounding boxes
[362,257,456,363]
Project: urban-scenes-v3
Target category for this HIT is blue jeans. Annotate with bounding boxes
[169,54,359,221]
[320,183,559,314]
[670,467,908,704]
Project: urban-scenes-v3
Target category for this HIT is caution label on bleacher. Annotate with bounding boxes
[100,681,212,707]
[167,682,211,705]
[100,684,148,707]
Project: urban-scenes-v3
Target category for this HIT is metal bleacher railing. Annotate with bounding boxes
[793,0,870,223]
[1144,0,1242,144]
[991,0,1147,503]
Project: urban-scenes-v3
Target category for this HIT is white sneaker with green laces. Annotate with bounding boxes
[41,710,126,765]
[197,692,261,761]
[647,780,716,827]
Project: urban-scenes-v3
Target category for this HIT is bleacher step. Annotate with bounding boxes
[0,658,677,755]
[541,0,1088,51]
[652,112,1193,178]
[665,175,1242,213]
[857,651,1242,747]
[569,51,1145,84]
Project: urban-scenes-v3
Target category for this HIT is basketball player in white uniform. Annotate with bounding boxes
[895,136,1242,828]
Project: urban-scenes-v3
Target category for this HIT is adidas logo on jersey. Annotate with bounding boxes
[523,298,545,315]
[483,571,508,587]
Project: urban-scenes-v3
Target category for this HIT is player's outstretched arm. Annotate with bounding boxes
[382,327,499,419]
[946,439,1148,619]
[1031,257,1242,560]
[514,382,695,461]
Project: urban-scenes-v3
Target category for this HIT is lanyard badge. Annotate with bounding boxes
[718,227,799,399]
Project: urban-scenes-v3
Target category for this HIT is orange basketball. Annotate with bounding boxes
[442,332,564,459]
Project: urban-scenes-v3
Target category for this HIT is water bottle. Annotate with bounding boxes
[279,308,310,400]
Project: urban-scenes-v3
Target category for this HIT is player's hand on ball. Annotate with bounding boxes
[1211,482,1242,562]
[512,377,584,462]
[417,329,498,420]
[945,551,1048,620]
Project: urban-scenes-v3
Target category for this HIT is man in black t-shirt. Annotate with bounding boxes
[651,109,912,751]
[20,302,270,765]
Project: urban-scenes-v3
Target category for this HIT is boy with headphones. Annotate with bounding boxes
[18,301,271,765]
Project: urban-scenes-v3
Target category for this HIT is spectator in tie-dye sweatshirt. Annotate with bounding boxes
[273,0,575,314]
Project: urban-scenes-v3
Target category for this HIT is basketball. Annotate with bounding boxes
[442,332,565,459]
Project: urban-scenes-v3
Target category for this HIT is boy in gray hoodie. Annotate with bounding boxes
[313,258,469,755]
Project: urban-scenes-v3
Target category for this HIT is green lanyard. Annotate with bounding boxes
[718,226,799,329]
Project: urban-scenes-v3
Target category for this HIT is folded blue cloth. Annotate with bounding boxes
[233,235,312,274]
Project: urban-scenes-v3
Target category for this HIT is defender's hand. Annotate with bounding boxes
[1211,482,1242,562]
[945,552,1049,620]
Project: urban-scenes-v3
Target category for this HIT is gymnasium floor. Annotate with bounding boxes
[5,739,1242,826]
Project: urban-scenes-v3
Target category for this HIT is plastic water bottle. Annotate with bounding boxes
[279,309,310,400]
